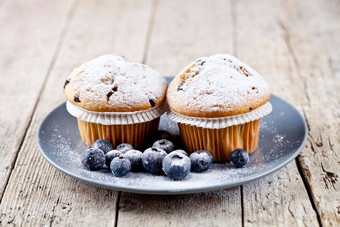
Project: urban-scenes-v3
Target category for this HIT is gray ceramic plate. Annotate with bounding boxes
[37,94,307,194]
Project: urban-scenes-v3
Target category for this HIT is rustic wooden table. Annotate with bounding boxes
[0,0,339,226]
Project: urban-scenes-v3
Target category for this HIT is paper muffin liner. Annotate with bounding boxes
[167,102,272,129]
[66,101,168,147]
[178,119,261,161]
[77,118,160,148]
[66,101,169,125]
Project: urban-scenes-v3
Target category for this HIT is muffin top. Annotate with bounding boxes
[63,55,168,112]
[167,54,271,118]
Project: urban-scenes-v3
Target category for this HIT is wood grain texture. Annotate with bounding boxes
[233,1,319,226]
[279,0,340,225]
[0,0,339,226]
[146,0,234,76]
[0,0,74,200]
[118,188,242,227]
[243,163,318,226]
[0,0,153,225]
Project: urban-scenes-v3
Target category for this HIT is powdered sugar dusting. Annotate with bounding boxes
[66,54,168,111]
[49,126,266,190]
[38,93,307,193]
[167,54,270,114]
[43,111,296,193]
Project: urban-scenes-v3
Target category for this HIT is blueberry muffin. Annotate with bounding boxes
[63,54,168,148]
[167,54,272,161]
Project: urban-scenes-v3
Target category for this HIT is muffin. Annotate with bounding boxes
[167,54,272,161]
[63,54,168,149]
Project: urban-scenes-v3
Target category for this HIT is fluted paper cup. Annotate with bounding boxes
[167,102,272,161]
[66,101,168,148]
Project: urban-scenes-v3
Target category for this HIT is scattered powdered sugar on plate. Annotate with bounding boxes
[49,128,265,191]
[38,95,307,193]
[43,113,292,192]
[273,134,286,143]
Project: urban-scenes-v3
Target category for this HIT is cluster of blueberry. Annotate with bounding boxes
[81,130,249,180]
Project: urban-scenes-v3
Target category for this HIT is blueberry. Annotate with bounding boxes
[105,150,122,166]
[142,147,167,174]
[189,150,213,172]
[116,143,134,154]
[149,130,172,142]
[110,156,131,177]
[81,148,105,170]
[152,139,175,153]
[74,94,81,103]
[230,149,249,168]
[91,139,113,154]
[162,152,191,180]
[170,149,188,156]
[123,149,143,171]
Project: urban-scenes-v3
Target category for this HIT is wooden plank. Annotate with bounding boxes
[146,0,235,76]
[117,0,242,226]
[119,188,241,227]
[279,0,340,226]
[0,0,74,199]
[0,0,153,225]
[243,163,318,226]
[233,0,319,225]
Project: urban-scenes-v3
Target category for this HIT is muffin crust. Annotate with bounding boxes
[167,54,270,118]
[64,55,168,112]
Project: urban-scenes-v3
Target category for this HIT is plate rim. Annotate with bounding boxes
[36,94,308,195]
